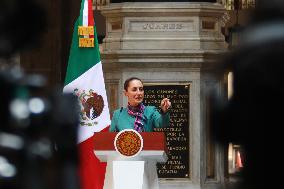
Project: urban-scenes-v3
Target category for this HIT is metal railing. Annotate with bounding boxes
[93,0,109,10]
[222,0,255,10]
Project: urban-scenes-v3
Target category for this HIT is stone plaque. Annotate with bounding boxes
[143,84,190,179]
[129,21,194,32]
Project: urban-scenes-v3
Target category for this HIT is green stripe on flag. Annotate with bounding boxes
[64,20,100,86]
[78,0,84,25]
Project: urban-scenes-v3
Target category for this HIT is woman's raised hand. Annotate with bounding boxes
[160,98,171,113]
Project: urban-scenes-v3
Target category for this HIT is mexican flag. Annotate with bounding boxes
[63,0,110,189]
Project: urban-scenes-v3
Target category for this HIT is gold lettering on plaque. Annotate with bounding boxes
[144,84,190,179]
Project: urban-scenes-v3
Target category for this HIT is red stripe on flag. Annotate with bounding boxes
[88,0,94,26]
[100,126,110,132]
[78,126,110,189]
[79,137,106,189]
[87,0,94,39]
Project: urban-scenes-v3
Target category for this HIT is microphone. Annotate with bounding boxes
[115,107,123,132]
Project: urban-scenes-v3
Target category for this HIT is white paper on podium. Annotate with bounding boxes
[113,161,144,189]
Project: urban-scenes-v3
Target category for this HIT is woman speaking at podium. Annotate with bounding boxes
[110,77,171,132]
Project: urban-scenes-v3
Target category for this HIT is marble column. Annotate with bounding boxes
[101,2,227,189]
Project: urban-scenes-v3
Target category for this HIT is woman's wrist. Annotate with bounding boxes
[160,108,169,115]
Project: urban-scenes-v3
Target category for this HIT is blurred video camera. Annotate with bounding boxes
[1,1,81,188]
[0,68,80,189]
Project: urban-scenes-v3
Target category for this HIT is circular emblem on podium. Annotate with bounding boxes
[114,129,143,157]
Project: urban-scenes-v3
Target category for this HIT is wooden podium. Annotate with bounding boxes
[94,131,168,189]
